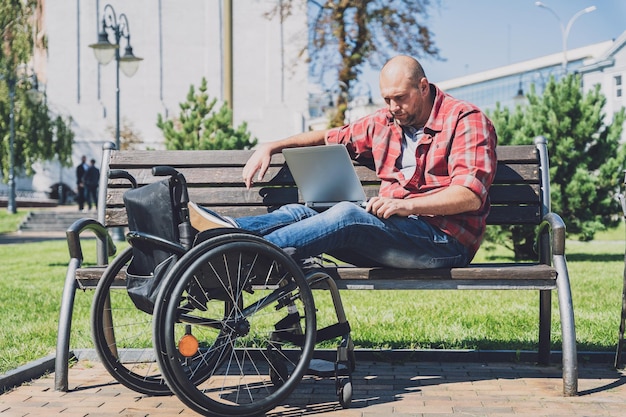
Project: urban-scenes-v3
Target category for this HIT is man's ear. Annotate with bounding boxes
[419,78,429,96]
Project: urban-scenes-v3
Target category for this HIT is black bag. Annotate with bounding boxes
[123,178,183,314]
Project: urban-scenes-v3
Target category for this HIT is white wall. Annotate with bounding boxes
[27,0,309,195]
[581,42,626,135]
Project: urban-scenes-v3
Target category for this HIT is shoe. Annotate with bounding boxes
[188,201,237,231]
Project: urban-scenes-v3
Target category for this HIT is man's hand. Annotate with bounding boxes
[242,143,273,189]
[366,196,412,219]
[366,185,482,219]
[241,130,329,189]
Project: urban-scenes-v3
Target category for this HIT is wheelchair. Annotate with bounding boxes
[90,167,354,416]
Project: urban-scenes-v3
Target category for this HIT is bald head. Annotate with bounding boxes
[379,55,432,129]
[380,55,427,89]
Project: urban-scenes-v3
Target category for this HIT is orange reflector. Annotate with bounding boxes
[178,333,199,357]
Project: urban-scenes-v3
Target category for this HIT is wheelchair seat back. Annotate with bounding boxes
[123,177,186,313]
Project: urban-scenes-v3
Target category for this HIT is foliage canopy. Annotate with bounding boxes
[0,0,74,183]
[267,0,441,127]
[487,74,626,259]
[157,78,257,151]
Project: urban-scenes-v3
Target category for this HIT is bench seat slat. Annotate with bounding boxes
[494,145,538,162]
[332,280,557,290]
[334,263,556,280]
[488,206,541,224]
[108,163,540,188]
[104,204,542,228]
[108,145,538,167]
[107,183,542,206]
[77,263,557,292]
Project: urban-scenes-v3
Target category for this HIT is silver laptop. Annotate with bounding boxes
[282,145,368,209]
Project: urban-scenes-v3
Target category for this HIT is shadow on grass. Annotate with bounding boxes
[566,253,624,263]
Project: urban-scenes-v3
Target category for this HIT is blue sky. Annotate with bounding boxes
[363,0,626,97]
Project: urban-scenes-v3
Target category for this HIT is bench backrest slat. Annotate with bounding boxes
[102,144,541,228]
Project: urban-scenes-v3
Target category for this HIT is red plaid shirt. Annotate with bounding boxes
[326,84,497,257]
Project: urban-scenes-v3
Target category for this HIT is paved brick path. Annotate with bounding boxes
[1,359,625,416]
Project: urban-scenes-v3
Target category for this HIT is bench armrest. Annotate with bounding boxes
[66,218,116,263]
[538,212,566,256]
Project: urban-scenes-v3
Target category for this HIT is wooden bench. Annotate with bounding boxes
[55,136,577,396]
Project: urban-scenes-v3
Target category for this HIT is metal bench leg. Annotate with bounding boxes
[55,257,80,391]
[616,191,626,368]
[554,255,578,396]
[615,259,626,368]
[538,290,552,365]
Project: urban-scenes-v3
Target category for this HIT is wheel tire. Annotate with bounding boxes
[91,247,170,395]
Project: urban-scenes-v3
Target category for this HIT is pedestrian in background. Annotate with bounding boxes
[75,155,88,211]
[83,159,100,212]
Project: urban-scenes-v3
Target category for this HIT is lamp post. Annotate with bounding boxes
[89,4,142,150]
[513,75,526,106]
[535,2,597,74]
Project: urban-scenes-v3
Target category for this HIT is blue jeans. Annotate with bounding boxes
[234,202,470,269]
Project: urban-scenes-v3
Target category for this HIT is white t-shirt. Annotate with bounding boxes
[398,126,424,179]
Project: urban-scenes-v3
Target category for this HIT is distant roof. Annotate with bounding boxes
[437,39,614,90]
[578,29,626,73]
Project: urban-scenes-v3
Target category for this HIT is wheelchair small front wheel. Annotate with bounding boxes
[338,379,353,409]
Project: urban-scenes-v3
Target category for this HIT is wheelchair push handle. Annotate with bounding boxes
[152,166,194,250]
[152,166,190,203]
[109,169,138,188]
[152,166,179,178]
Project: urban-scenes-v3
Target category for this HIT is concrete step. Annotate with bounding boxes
[19,209,97,232]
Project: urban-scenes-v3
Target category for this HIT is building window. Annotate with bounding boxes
[616,75,622,98]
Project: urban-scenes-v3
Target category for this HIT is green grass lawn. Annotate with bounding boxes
[0,209,625,374]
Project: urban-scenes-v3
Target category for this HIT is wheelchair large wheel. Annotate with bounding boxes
[153,232,317,417]
[91,247,170,395]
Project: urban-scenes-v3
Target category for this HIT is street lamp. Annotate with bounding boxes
[513,75,526,106]
[89,4,142,150]
[535,2,597,74]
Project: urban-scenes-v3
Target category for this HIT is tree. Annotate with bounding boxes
[157,77,257,150]
[266,0,441,127]
[487,74,626,259]
[105,118,143,151]
[0,0,74,183]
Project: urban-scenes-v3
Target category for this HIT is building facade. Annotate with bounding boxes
[9,0,309,197]
[5,2,626,200]
[437,31,626,132]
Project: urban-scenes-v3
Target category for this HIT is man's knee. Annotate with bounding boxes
[277,203,315,219]
[328,201,367,218]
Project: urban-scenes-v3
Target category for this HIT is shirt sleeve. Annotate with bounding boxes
[325,110,394,160]
[448,110,498,203]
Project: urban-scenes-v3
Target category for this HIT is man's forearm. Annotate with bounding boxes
[407,186,482,215]
[367,185,482,219]
[266,130,328,155]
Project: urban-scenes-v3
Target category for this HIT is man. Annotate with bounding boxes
[75,155,88,211]
[189,55,497,268]
[83,159,100,211]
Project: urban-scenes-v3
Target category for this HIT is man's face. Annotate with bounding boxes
[380,74,430,128]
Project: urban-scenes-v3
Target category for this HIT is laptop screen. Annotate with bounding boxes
[282,145,367,208]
